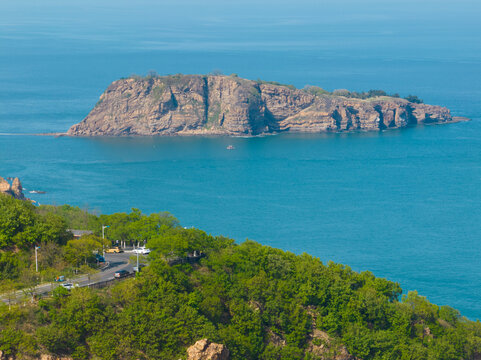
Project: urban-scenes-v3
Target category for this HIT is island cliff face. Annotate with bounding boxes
[67,74,456,136]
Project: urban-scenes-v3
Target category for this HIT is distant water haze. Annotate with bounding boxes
[1,0,481,319]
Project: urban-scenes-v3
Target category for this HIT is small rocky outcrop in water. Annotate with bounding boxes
[0,176,25,200]
[187,339,229,360]
[67,74,464,136]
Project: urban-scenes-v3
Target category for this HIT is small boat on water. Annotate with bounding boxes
[226,145,235,150]
[29,190,46,194]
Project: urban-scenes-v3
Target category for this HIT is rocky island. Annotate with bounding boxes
[67,74,464,136]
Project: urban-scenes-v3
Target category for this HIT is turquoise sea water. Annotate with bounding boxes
[1,0,481,318]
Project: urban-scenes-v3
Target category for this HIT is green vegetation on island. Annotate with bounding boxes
[129,72,424,103]
[1,193,480,359]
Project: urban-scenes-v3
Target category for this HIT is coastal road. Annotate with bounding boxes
[0,252,137,305]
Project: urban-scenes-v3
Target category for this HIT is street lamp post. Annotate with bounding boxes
[102,225,110,239]
[35,246,40,272]
[137,250,139,272]
[102,225,110,256]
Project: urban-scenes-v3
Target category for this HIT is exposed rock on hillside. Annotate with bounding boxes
[187,339,229,360]
[0,176,25,200]
[40,355,73,360]
[67,74,461,136]
[307,329,359,360]
[0,351,73,360]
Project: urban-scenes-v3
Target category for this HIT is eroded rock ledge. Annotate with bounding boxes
[187,339,229,360]
[68,74,462,136]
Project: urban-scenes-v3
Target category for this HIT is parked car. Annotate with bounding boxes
[95,254,105,262]
[114,269,130,278]
[133,247,151,255]
[61,283,78,290]
[106,246,123,253]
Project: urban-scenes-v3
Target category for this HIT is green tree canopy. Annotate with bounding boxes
[98,208,179,245]
[64,235,109,266]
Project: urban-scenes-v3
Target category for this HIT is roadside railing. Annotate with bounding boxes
[87,273,135,289]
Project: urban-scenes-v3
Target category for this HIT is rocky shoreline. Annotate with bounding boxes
[0,177,26,200]
[0,176,46,203]
[67,74,467,137]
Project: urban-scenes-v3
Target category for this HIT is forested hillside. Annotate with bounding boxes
[1,194,480,359]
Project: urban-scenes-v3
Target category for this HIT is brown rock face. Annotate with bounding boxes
[11,178,24,199]
[0,177,25,200]
[67,74,458,136]
[187,339,229,360]
[0,177,10,193]
[307,329,359,360]
[40,355,73,360]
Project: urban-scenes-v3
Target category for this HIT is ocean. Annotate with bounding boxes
[1,0,481,318]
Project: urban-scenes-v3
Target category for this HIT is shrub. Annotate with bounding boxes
[404,95,424,104]
[303,85,329,96]
[332,89,351,97]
